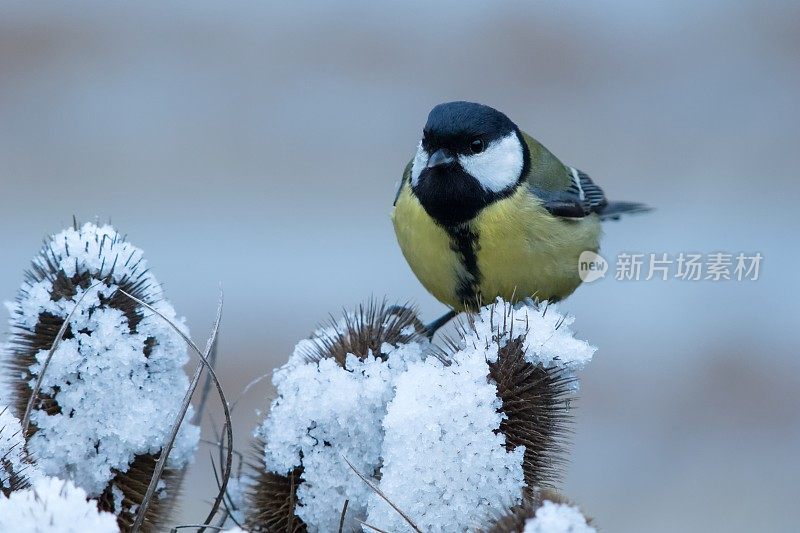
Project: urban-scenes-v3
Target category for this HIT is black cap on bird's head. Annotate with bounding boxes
[410,101,530,227]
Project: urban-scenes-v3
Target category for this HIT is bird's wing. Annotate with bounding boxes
[529,166,609,219]
[393,160,413,206]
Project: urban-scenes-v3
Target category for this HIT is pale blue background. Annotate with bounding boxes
[1,2,798,531]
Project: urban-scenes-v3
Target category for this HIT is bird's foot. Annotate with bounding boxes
[423,310,457,339]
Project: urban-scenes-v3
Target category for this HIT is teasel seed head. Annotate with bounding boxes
[294,300,426,366]
[253,298,430,532]
[480,490,594,533]
[487,333,576,489]
[244,439,307,533]
[1,222,200,531]
[456,298,595,490]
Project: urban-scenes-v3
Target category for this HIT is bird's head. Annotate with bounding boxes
[410,101,530,227]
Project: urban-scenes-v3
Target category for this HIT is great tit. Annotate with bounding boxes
[392,101,648,327]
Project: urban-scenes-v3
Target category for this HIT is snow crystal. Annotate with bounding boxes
[0,406,39,491]
[0,476,119,532]
[256,326,427,532]
[366,353,526,532]
[2,223,199,496]
[522,500,595,533]
[464,298,595,376]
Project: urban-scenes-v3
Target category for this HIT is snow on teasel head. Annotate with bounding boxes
[1,222,200,531]
[365,298,595,532]
[0,476,120,533]
[246,300,429,533]
[480,491,594,533]
[461,298,595,489]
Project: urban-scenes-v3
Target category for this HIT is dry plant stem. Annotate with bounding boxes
[208,419,241,530]
[122,290,232,533]
[195,332,220,425]
[20,281,102,436]
[132,339,204,531]
[338,499,350,533]
[208,449,244,530]
[355,519,390,533]
[342,455,422,533]
[169,526,225,533]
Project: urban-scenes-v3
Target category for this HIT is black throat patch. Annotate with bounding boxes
[445,224,482,309]
[412,166,494,227]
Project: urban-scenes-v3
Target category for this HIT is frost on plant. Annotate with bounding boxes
[1,222,200,529]
[367,298,595,532]
[480,492,594,533]
[470,299,590,488]
[0,405,39,496]
[463,298,596,378]
[522,501,595,533]
[366,350,526,532]
[0,476,120,533]
[249,298,597,532]
[248,302,428,532]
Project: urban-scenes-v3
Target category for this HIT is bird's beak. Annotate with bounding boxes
[426,149,456,169]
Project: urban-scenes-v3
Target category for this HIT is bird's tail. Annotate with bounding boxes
[598,201,652,221]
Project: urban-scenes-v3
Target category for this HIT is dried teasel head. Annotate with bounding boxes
[252,299,430,531]
[244,440,307,533]
[1,221,199,532]
[488,335,575,489]
[455,299,594,490]
[294,300,426,366]
[480,489,594,533]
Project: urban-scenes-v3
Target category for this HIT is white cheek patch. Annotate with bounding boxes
[410,141,428,186]
[458,132,524,193]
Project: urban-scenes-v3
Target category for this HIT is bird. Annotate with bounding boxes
[392,101,649,334]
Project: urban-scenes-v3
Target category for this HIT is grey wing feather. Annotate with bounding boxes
[536,166,652,220]
[534,167,608,218]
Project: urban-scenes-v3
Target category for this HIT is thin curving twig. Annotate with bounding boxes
[338,499,350,533]
[195,319,220,425]
[169,526,225,533]
[342,455,422,533]
[125,289,232,532]
[355,518,390,533]
[21,281,102,436]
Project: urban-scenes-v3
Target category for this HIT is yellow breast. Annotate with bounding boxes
[392,184,602,310]
[392,185,468,307]
[473,188,602,304]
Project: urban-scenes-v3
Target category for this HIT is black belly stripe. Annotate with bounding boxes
[445,225,481,309]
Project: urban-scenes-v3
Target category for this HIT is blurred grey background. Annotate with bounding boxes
[1,1,798,531]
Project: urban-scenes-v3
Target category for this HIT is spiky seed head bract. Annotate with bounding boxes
[0,406,37,496]
[255,299,430,532]
[487,333,575,489]
[457,298,595,489]
[245,440,307,533]
[1,222,200,532]
[480,490,593,533]
[294,300,426,366]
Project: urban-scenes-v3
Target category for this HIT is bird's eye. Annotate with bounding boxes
[470,138,485,154]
